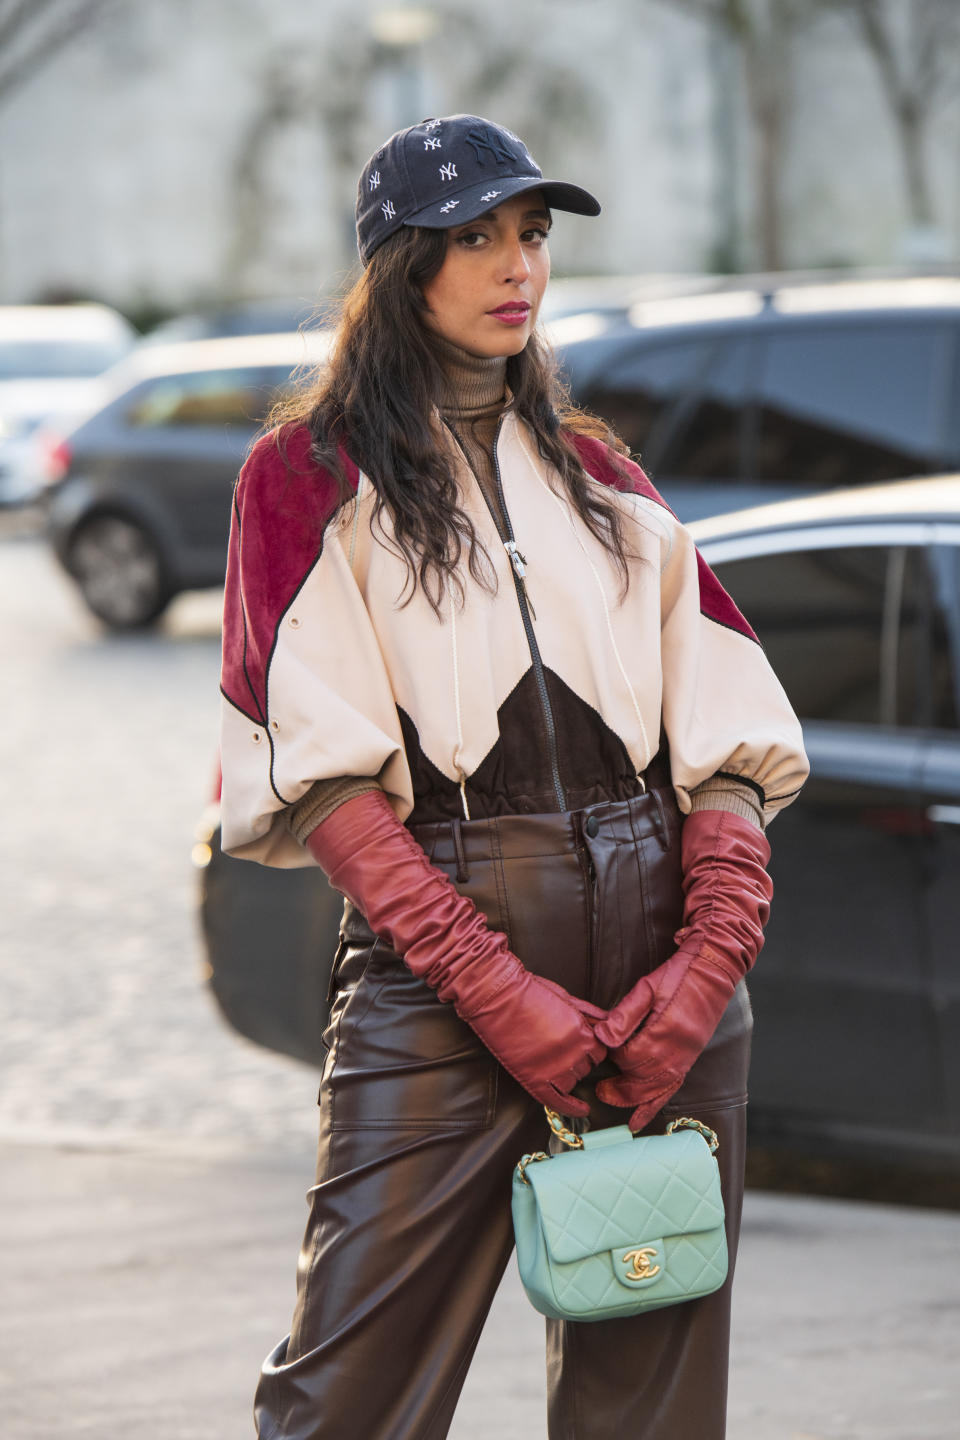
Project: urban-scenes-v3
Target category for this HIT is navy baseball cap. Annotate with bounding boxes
[356,114,601,266]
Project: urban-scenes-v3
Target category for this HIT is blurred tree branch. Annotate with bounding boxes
[224,25,378,292]
[658,0,828,269]
[0,0,114,107]
[820,0,960,227]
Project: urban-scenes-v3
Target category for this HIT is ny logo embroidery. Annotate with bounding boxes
[381,199,396,220]
[439,163,458,182]
[481,190,501,203]
[423,119,442,130]
[368,171,381,190]
[423,136,441,150]
[439,200,459,214]
[465,126,521,166]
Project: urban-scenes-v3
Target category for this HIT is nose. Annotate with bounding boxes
[500,237,532,284]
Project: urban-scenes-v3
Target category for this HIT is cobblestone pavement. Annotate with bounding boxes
[1,523,319,1149]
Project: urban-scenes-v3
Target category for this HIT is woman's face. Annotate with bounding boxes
[421,190,551,358]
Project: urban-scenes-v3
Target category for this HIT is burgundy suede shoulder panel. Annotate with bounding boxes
[221,422,358,722]
[566,432,674,509]
[565,430,758,645]
[694,550,758,643]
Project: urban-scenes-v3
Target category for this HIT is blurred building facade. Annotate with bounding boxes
[1,0,959,316]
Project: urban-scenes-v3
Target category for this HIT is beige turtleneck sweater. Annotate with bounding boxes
[435,335,508,529]
[287,342,762,844]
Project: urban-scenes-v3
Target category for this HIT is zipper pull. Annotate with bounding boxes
[504,540,528,580]
[522,581,537,622]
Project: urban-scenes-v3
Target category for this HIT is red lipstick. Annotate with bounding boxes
[489,302,532,326]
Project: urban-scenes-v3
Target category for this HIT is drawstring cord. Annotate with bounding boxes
[347,471,366,571]
[516,431,651,778]
[449,591,471,821]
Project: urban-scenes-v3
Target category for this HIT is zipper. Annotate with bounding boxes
[443,416,567,811]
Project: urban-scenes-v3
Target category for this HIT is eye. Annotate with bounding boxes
[454,229,490,248]
[521,226,550,245]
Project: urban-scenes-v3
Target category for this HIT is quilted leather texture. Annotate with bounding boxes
[512,1127,728,1322]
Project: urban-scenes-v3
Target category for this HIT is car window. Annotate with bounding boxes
[126,367,277,428]
[946,336,960,465]
[926,545,960,729]
[753,322,952,486]
[575,337,747,475]
[653,339,751,479]
[0,337,129,379]
[713,542,956,728]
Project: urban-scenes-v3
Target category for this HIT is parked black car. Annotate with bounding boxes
[44,331,329,627]
[44,274,960,625]
[556,274,960,521]
[196,474,960,1173]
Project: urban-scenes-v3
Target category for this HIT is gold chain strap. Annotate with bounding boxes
[516,1150,550,1185]
[516,1109,583,1186]
[544,1107,585,1149]
[517,1111,719,1186]
[665,1116,720,1153]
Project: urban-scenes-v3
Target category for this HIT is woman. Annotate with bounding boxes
[219,114,808,1440]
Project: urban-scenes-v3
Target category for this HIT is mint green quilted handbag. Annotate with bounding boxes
[511,1111,728,1322]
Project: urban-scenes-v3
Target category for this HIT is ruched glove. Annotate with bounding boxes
[594,808,772,1132]
[305,789,607,1117]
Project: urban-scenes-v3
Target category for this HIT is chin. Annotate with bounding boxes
[485,329,533,358]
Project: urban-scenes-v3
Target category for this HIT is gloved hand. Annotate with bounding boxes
[594,808,772,1131]
[305,789,607,1117]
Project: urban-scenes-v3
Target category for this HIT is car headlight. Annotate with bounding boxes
[192,802,221,868]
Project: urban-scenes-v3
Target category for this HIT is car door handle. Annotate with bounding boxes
[926,805,960,825]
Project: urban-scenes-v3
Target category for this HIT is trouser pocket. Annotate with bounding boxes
[323,933,498,1132]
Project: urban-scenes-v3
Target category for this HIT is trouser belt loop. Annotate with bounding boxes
[650,787,670,850]
[450,816,470,885]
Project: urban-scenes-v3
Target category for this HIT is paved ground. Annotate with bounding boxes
[1,521,318,1150]
[2,520,960,1438]
[3,1135,959,1440]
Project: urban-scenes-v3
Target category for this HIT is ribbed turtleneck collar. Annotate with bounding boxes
[435,336,508,419]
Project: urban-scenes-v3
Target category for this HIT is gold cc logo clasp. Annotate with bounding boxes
[622,1246,661,1282]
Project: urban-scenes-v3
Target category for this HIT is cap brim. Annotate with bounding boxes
[405,175,600,230]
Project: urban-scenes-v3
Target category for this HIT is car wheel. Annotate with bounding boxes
[66,513,172,628]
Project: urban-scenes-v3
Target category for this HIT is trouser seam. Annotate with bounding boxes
[424,1309,492,1440]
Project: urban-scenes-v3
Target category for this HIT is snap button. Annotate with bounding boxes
[270,719,279,731]
[251,730,262,744]
[585,815,600,838]
[289,616,300,628]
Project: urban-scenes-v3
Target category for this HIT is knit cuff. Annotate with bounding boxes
[688,776,765,830]
[288,776,383,846]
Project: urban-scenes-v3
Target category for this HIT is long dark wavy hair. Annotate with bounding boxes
[268,224,633,613]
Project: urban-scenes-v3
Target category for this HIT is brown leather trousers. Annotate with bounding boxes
[254,789,753,1440]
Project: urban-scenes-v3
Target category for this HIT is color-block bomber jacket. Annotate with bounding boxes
[219,415,808,868]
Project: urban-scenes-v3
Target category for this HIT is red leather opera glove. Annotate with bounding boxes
[305,790,607,1117]
[594,809,772,1132]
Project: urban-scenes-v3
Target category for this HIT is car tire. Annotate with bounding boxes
[66,512,173,628]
